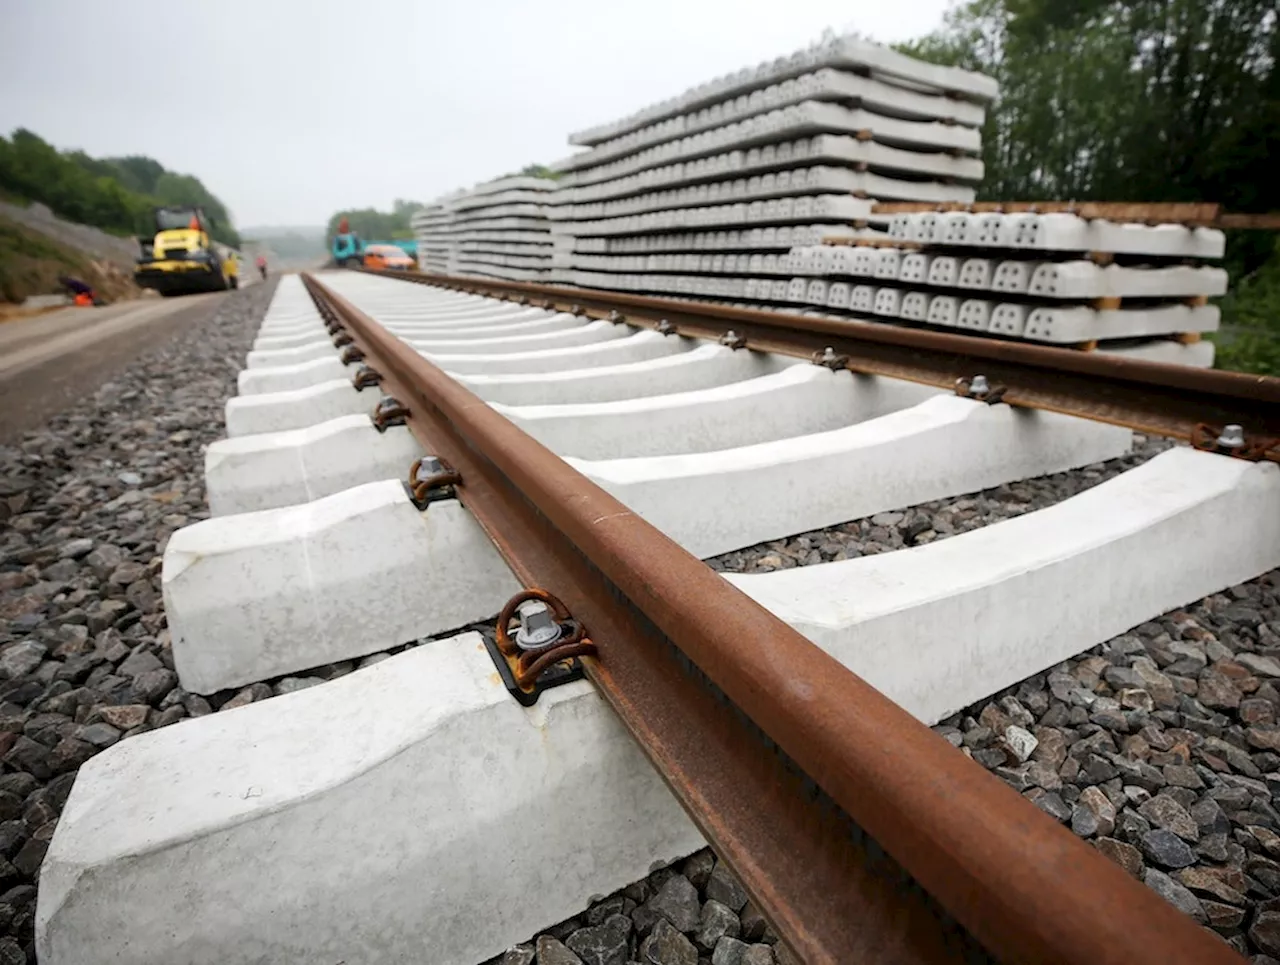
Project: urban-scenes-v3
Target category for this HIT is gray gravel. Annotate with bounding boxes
[482,849,792,965]
[0,283,281,961]
[707,433,1170,574]
[932,566,1280,960]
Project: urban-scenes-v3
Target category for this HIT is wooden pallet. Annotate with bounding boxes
[868,201,1280,230]
[821,236,921,249]
[1090,294,1211,310]
[1072,331,1203,352]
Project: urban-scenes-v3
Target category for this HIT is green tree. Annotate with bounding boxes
[108,155,166,195]
[0,128,242,245]
[900,0,1280,374]
[327,203,424,241]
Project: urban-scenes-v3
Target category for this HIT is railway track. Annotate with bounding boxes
[35,270,1280,964]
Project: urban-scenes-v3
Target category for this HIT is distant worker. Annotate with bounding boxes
[255,255,268,280]
[57,275,102,307]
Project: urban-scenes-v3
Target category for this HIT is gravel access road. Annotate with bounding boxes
[0,294,224,444]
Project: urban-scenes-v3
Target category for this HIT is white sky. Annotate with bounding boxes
[0,0,956,229]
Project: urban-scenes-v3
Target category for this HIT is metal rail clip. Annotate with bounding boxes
[406,456,461,509]
[351,365,381,390]
[1191,423,1279,462]
[484,589,597,706]
[371,395,409,432]
[656,318,676,336]
[339,344,364,365]
[608,310,626,324]
[333,331,355,348]
[719,330,747,350]
[812,346,849,370]
[955,374,1007,404]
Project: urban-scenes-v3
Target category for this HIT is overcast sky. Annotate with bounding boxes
[0,0,956,230]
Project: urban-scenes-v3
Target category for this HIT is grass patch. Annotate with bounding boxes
[1212,240,1280,377]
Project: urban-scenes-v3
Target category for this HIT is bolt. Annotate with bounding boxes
[820,347,838,363]
[413,456,445,484]
[514,602,562,651]
[1218,424,1245,449]
[970,374,990,396]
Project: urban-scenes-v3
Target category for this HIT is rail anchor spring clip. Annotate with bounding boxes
[955,374,1007,404]
[371,395,409,432]
[485,589,598,706]
[406,456,461,510]
[811,346,849,370]
[1191,424,1279,462]
[351,365,382,390]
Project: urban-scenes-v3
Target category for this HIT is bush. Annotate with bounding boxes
[0,129,240,246]
[1213,241,1280,376]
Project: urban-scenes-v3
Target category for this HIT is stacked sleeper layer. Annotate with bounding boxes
[548,34,997,296]
[413,201,453,275]
[413,177,558,282]
[765,210,1228,348]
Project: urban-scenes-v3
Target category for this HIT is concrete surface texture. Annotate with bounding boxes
[225,377,375,436]
[164,481,519,693]
[576,397,1133,559]
[205,415,426,516]
[496,364,938,460]
[37,634,703,965]
[729,448,1280,725]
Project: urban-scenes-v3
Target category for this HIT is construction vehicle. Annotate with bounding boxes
[330,217,364,266]
[134,206,238,296]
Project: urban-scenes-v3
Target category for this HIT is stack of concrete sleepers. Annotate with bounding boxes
[412,177,558,282]
[547,34,997,305]
[778,206,1228,365]
[411,200,454,275]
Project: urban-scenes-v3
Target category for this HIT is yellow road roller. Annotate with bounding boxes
[134,206,238,296]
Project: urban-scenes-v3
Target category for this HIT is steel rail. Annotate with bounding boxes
[366,267,1280,461]
[302,272,1243,965]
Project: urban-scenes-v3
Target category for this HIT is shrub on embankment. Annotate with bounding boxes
[0,215,138,306]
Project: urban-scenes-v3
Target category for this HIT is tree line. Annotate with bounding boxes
[326,200,423,242]
[898,0,1279,373]
[0,129,241,247]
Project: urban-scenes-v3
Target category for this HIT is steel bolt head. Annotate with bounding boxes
[971,375,990,395]
[413,456,444,483]
[1218,424,1245,448]
[515,603,562,651]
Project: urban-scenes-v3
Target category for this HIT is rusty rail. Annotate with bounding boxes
[302,272,1243,965]
[362,267,1280,461]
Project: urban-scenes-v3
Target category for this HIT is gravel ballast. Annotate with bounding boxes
[0,283,279,960]
[2,286,1277,962]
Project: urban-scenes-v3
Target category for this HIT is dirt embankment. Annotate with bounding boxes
[0,213,142,309]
